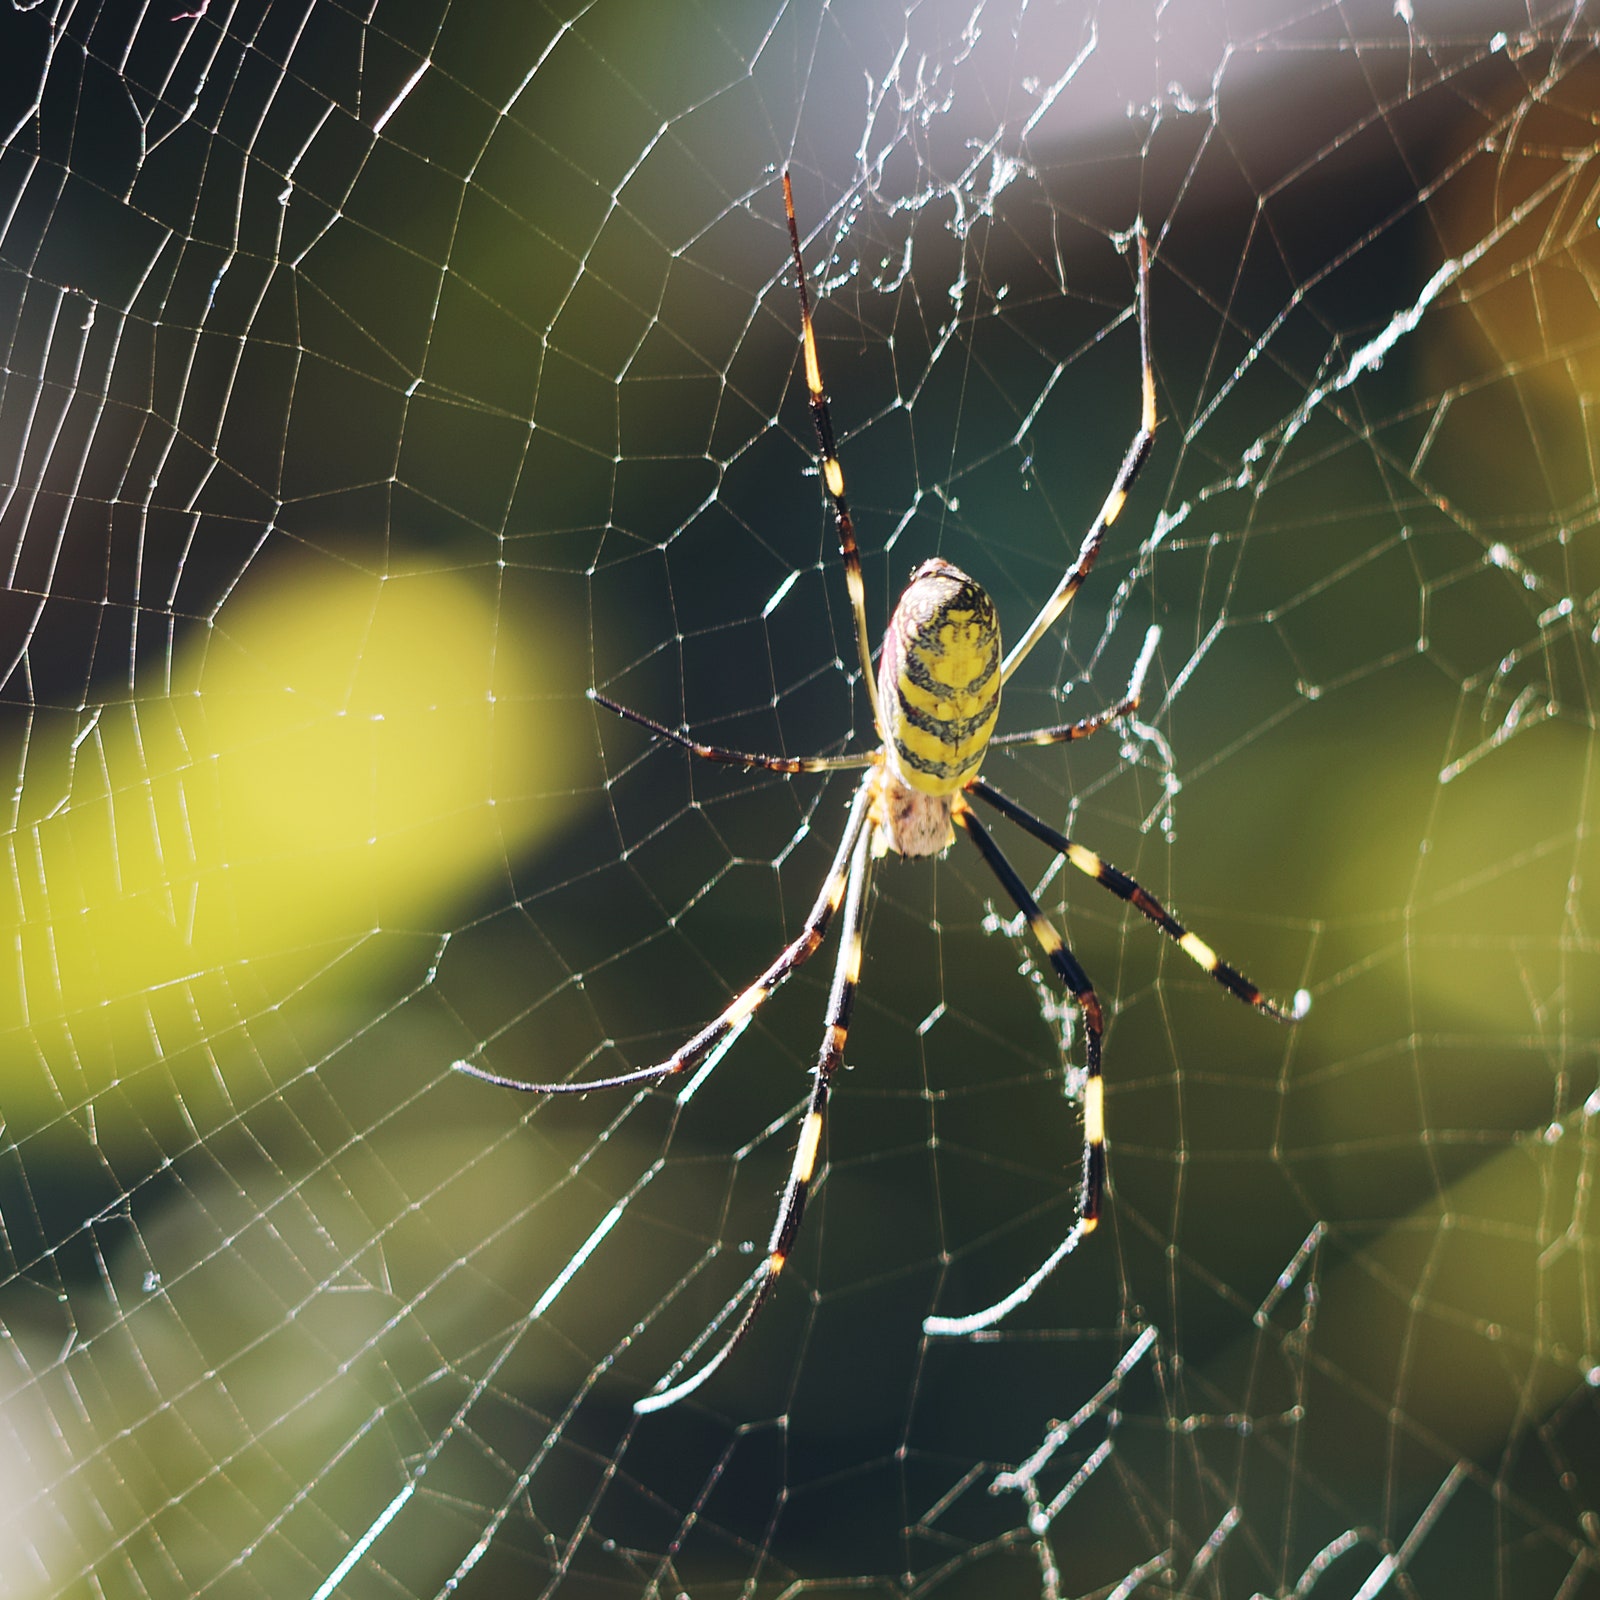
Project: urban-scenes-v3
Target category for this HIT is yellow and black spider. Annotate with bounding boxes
[461,175,1295,1413]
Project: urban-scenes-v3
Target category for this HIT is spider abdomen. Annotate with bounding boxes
[874,558,1002,857]
[878,558,1001,795]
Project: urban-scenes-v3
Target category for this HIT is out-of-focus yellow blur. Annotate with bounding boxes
[4,558,588,1121]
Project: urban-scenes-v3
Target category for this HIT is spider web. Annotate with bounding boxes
[2,0,1598,1595]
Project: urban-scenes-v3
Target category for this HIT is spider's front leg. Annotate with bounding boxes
[924,783,1306,1338]
[453,779,877,1096]
[634,807,878,1413]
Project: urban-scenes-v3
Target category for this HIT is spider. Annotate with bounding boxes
[459,175,1296,1413]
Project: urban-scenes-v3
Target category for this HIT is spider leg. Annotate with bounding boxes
[969,777,1291,1021]
[990,700,1137,750]
[635,804,877,1413]
[956,806,1105,1226]
[783,172,884,736]
[454,779,876,1095]
[921,803,1105,1337]
[994,625,1159,751]
[1001,228,1155,687]
[590,690,876,774]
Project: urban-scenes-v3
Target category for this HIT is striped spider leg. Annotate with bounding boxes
[635,801,877,1413]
